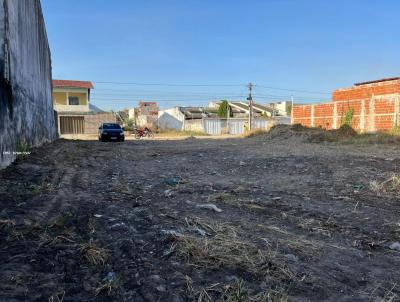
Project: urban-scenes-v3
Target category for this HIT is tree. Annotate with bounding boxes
[217,100,232,118]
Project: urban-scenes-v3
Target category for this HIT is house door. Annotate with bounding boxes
[60,116,84,134]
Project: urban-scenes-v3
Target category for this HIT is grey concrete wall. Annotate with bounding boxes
[84,113,117,134]
[0,0,56,167]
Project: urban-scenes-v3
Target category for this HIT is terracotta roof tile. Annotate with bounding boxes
[53,79,94,89]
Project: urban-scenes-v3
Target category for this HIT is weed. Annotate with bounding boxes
[53,211,74,228]
[95,273,121,296]
[48,291,65,302]
[15,140,30,161]
[340,106,354,126]
[80,240,108,266]
[0,218,15,230]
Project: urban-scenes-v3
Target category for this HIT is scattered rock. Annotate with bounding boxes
[285,254,299,262]
[194,227,207,236]
[239,161,246,166]
[164,177,182,186]
[161,230,183,237]
[164,189,174,198]
[196,203,223,213]
[103,272,117,283]
[389,242,400,251]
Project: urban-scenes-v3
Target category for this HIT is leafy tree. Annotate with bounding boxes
[218,100,232,118]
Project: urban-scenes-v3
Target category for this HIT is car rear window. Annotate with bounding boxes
[103,123,121,129]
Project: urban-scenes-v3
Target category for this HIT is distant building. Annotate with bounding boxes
[158,107,206,131]
[208,101,275,117]
[133,101,159,128]
[267,101,291,117]
[53,80,116,135]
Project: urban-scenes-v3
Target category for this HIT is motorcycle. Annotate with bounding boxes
[134,127,154,139]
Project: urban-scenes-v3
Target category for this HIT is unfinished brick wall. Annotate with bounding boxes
[292,96,400,132]
[293,78,400,132]
[333,79,400,101]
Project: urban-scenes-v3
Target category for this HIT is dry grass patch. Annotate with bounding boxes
[80,240,108,266]
[243,129,268,138]
[175,219,294,281]
[185,276,289,302]
[370,174,400,195]
[0,218,16,230]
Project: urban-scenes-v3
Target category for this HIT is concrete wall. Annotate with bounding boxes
[0,0,56,167]
[183,119,203,132]
[84,113,117,134]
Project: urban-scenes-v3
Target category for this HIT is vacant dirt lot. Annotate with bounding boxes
[1,126,400,301]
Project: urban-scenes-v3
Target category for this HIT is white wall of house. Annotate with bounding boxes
[128,108,135,120]
[269,101,290,116]
[158,107,185,130]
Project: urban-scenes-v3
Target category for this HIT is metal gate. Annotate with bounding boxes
[60,116,84,134]
[203,118,272,135]
[227,120,245,135]
[203,119,222,135]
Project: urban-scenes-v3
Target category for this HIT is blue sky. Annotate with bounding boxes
[41,0,400,110]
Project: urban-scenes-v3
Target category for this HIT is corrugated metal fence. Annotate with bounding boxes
[203,118,273,135]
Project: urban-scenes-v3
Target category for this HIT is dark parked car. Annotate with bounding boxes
[98,123,125,142]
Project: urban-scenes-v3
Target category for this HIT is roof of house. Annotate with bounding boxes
[354,77,400,86]
[53,79,94,89]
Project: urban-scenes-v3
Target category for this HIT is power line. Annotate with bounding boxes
[92,80,331,95]
[93,81,244,87]
[256,85,330,95]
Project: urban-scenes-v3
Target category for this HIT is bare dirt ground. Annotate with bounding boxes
[1,126,400,301]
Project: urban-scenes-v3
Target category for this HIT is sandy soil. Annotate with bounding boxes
[1,127,400,301]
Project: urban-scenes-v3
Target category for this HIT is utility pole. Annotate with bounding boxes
[247,82,254,131]
[291,95,294,124]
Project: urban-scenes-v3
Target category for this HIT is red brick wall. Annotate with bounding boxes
[292,96,399,132]
[333,79,400,101]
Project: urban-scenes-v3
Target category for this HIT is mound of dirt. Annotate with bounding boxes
[265,124,358,143]
[265,124,324,141]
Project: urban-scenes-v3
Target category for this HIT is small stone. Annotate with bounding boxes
[156,285,166,292]
[196,203,222,213]
[161,230,183,237]
[239,161,246,166]
[285,254,298,262]
[389,242,400,251]
[164,189,174,198]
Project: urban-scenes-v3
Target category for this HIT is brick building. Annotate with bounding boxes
[292,78,400,132]
[134,101,159,128]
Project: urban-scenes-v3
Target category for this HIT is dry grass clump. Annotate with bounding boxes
[176,219,294,281]
[48,290,65,302]
[186,276,289,302]
[0,218,16,230]
[157,130,209,137]
[243,129,267,138]
[80,240,108,266]
[370,174,400,195]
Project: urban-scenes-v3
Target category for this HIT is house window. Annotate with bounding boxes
[68,96,79,105]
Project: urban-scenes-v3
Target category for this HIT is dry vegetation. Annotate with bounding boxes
[1,127,400,301]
